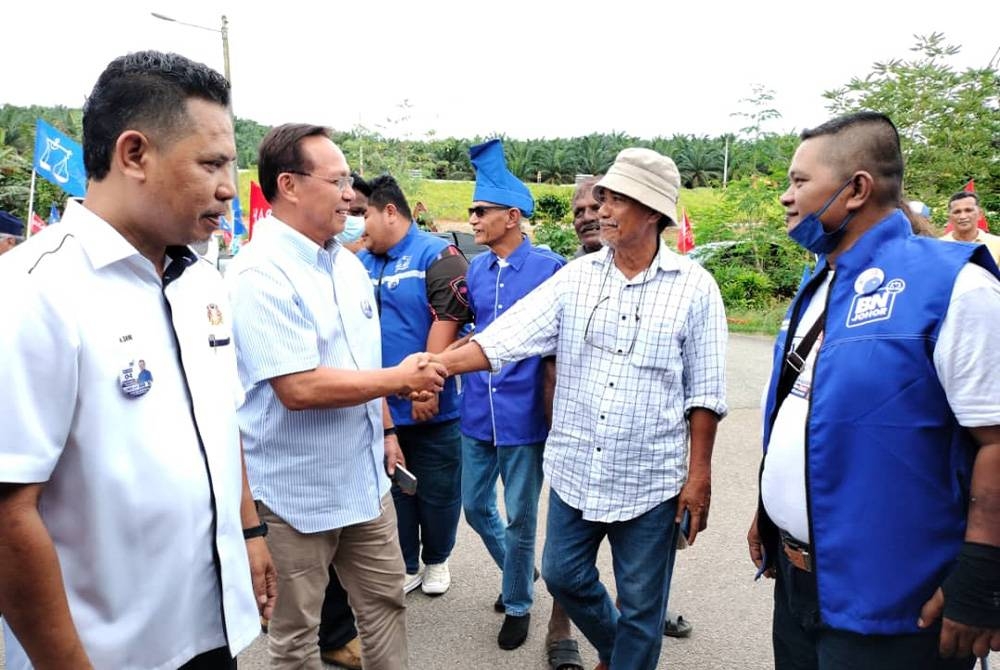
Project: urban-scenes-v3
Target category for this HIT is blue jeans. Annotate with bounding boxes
[393,419,462,572]
[461,435,544,616]
[542,489,678,670]
[772,547,976,670]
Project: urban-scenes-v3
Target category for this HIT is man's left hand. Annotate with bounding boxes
[411,394,439,422]
[676,474,711,546]
[384,434,406,477]
[918,587,1000,658]
[246,537,277,621]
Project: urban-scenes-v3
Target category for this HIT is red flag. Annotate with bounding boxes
[248,181,271,241]
[30,212,47,235]
[945,180,990,233]
[677,208,695,254]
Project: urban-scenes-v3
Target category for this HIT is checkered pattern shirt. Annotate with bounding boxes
[473,244,728,522]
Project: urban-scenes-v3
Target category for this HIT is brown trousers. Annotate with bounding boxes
[259,495,408,670]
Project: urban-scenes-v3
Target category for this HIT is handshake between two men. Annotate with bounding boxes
[396,337,488,401]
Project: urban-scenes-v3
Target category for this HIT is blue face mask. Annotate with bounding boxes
[337,215,365,244]
[788,178,855,255]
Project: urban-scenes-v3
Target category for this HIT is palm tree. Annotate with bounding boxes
[570,134,614,175]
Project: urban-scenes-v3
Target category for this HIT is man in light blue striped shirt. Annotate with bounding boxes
[228,124,447,670]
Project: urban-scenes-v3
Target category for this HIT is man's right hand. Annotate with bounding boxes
[396,353,447,395]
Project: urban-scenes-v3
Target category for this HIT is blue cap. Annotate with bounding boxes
[469,139,534,218]
[0,211,25,236]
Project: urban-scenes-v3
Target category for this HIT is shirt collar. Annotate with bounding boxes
[488,235,531,270]
[66,200,199,281]
[258,214,337,268]
[589,239,680,280]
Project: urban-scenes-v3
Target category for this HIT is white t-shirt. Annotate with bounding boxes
[762,264,1000,543]
[0,202,259,670]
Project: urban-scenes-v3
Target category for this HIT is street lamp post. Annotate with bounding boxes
[151,12,240,228]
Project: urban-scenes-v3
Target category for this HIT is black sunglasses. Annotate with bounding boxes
[468,205,510,218]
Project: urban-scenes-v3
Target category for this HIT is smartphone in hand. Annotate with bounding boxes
[392,464,418,495]
[676,509,691,550]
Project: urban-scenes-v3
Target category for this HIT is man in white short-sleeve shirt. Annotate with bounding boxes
[0,51,274,670]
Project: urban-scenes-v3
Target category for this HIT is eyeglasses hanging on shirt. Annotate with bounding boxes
[583,250,656,356]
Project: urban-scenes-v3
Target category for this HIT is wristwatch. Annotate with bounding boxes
[243,522,268,540]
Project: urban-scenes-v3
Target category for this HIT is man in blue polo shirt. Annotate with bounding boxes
[460,139,586,664]
[359,175,471,596]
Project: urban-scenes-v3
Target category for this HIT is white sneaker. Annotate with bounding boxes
[403,569,423,594]
[421,562,451,595]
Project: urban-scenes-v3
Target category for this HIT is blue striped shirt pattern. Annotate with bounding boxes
[227,216,389,533]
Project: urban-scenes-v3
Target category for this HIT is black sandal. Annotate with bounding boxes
[547,638,584,670]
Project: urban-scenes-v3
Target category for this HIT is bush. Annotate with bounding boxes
[710,265,774,309]
[533,220,578,258]
[536,193,570,223]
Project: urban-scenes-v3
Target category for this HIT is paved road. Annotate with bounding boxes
[2,334,994,668]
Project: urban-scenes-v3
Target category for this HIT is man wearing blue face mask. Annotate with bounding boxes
[748,111,1000,669]
[336,172,369,255]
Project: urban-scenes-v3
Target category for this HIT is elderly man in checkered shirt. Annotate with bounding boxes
[434,147,728,670]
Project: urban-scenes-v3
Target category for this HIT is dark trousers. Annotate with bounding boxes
[772,547,976,670]
[319,563,358,651]
[393,419,463,572]
[178,646,236,669]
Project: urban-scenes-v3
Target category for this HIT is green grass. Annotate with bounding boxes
[725,300,790,336]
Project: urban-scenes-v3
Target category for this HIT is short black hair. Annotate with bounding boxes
[257,124,330,202]
[83,51,230,181]
[948,191,979,206]
[351,172,371,198]
[800,111,903,207]
[368,174,412,221]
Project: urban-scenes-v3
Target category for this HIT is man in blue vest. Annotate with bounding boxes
[748,111,1000,668]
[359,175,471,596]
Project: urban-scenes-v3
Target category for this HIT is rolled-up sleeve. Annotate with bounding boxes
[681,273,728,419]
[472,270,563,371]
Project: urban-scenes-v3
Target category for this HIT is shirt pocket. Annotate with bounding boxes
[631,318,680,370]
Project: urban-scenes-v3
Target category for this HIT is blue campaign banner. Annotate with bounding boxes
[231,196,247,236]
[34,119,86,197]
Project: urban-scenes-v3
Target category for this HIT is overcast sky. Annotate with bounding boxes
[2,0,997,141]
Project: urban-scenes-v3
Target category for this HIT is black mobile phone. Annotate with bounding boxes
[676,509,691,549]
[392,464,418,495]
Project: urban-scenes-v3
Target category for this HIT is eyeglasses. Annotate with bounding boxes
[583,254,655,356]
[468,205,510,218]
[584,295,641,356]
[287,171,354,192]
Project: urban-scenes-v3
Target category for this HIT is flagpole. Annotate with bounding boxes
[26,169,37,240]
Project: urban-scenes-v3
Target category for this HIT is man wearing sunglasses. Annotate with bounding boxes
[432,147,728,670]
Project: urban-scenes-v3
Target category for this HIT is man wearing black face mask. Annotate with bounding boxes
[748,111,1000,668]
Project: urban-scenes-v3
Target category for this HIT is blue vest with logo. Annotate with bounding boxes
[761,209,999,634]
[359,224,461,426]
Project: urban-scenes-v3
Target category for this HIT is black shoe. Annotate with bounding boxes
[494,568,541,613]
[498,613,531,650]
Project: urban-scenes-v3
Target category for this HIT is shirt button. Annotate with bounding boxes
[600,414,605,420]
[621,315,627,320]
[609,382,614,387]
[499,283,504,287]
[596,447,602,452]
[492,387,498,392]
[617,349,623,354]
[498,305,503,309]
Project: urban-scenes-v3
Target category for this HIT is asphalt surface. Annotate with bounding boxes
[2,334,994,668]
